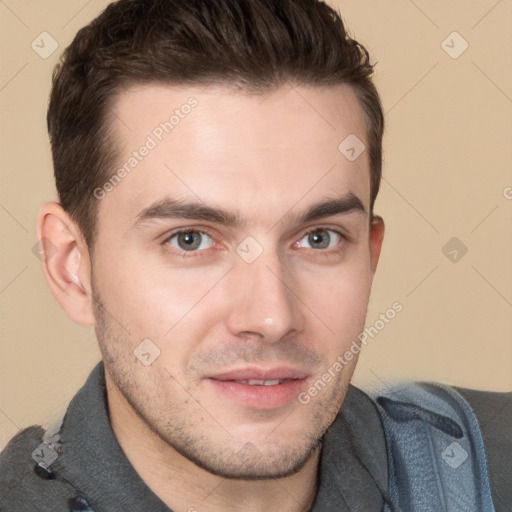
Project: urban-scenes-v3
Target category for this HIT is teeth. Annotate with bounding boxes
[247,379,265,385]
[240,379,281,386]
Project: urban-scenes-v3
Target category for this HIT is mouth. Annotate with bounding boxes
[205,367,309,410]
[236,379,287,386]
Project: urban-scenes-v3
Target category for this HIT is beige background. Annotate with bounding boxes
[1,0,511,450]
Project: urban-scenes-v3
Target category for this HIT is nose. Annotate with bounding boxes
[225,255,304,343]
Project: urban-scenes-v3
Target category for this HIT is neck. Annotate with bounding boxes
[106,375,320,512]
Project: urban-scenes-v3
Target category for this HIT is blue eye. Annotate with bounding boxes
[166,230,214,251]
[298,229,341,250]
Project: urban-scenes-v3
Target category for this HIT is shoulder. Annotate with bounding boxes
[454,387,512,511]
[454,386,512,433]
[371,381,511,512]
[0,426,74,511]
[0,426,44,489]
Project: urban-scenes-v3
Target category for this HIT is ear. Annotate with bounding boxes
[36,202,95,326]
[368,215,385,281]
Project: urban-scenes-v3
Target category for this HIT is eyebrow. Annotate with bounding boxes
[297,193,366,224]
[132,192,366,230]
[133,198,242,228]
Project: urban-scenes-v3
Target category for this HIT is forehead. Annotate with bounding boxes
[99,83,370,230]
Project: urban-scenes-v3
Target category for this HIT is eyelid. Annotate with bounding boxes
[161,227,221,255]
[295,224,349,243]
[295,227,344,248]
[161,226,217,243]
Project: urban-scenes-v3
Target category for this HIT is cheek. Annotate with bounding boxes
[294,255,371,334]
[94,249,229,343]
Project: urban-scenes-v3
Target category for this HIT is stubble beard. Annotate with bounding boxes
[91,282,352,480]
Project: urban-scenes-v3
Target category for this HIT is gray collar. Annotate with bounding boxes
[310,384,389,511]
[53,363,170,511]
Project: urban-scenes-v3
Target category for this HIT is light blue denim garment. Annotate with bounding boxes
[373,382,496,512]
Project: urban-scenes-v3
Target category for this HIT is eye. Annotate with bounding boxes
[298,229,342,250]
[165,230,214,252]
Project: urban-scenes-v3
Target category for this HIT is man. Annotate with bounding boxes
[0,0,510,511]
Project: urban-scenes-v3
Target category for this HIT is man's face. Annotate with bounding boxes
[90,83,382,478]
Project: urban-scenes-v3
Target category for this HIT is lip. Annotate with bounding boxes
[205,366,310,410]
[207,366,310,382]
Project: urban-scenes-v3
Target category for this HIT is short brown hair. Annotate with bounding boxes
[48,0,384,247]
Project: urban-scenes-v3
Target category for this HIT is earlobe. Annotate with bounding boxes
[369,215,385,281]
[36,202,96,326]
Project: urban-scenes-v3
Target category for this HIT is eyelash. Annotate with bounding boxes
[162,228,216,258]
[161,226,348,257]
[296,227,347,250]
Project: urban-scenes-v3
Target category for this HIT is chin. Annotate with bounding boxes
[167,435,322,480]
